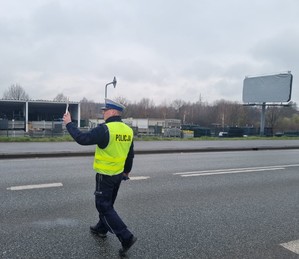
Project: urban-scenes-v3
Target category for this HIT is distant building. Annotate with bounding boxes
[122,118,181,136]
[0,99,80,133]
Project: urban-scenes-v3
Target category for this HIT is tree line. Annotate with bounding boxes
[2,84,299,133]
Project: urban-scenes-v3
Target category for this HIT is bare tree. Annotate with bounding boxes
[115,97,131,118]
[3,84,30,100]
[53,93,68,102]
[266,107,281,131]
[171,99,186,120]
[80,97,101,121]
[115,96,130,107]
[137,98,155,118]
[266,104,298,132]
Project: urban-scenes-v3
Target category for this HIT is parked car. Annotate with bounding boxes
[218,132,228,137]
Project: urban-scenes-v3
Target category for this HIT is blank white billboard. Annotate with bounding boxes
[243,73,293,103]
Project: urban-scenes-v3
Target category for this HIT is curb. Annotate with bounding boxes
[1,145,299,159]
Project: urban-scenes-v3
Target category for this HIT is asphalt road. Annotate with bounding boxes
[1,149,299,258]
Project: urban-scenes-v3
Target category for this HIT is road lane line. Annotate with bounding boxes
[174,164,299,177]
[174,165,289,175]
[7,182,63,191]
[174,165,286,177]
[129,176,150,180]
[280,239,299,255]
[179,167,284,177]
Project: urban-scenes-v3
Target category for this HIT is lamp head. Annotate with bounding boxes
[113,76,117,88]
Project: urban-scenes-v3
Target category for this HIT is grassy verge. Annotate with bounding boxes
[0,135,74,142]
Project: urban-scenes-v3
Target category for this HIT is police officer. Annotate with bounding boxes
[63,98,137,256]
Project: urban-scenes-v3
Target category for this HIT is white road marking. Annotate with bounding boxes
[179,167,284,177]
[6,176,149,191]
[174,165,289,177]
[280,239,299,255]
[129,176,150,180]
[7,182,63,191]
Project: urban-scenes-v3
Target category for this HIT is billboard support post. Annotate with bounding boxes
[260,103,266,136]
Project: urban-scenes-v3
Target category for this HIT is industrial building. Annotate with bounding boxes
[0,99,80,136]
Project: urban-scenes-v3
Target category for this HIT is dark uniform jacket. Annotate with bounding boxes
[66,116,134,173]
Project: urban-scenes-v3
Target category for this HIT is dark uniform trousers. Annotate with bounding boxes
[94,173,133,243]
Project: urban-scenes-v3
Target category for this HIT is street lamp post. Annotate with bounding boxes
[105,77,117,99]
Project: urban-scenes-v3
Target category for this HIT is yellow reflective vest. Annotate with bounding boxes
[93,122,133,176]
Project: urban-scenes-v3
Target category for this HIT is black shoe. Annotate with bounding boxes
[119,236,137,256]
[90,225,107,238]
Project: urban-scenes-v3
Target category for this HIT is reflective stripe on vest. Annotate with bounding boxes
[93,122,133,176]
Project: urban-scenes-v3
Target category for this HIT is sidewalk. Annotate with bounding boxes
[1,139,299,159]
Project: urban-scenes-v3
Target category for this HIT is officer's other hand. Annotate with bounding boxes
[122,173,130,181]
[63,112,72,125]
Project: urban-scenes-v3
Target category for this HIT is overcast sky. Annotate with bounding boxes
[1,0,299,105]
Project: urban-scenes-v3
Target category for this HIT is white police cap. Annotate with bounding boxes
[101,98,126,112]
